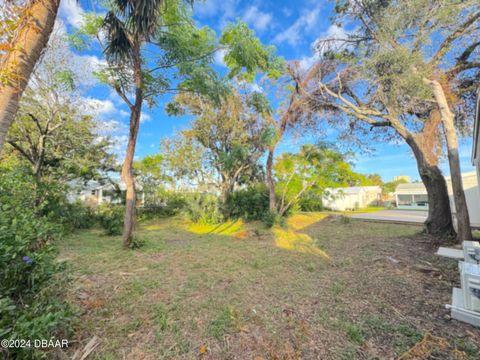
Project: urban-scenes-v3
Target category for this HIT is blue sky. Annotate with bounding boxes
[57,0,476,182]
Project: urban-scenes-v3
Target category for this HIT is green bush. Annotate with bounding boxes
[138,190,187,219]
[0,167,75,359]
[61,201,97,231]
[97,204,124,235]
[184,193,223,224]
[224,184,269,221]
[298,191,323,212]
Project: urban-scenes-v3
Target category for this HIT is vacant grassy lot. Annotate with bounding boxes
[60,213,479,359]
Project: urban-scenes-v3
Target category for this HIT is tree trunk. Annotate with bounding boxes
[405,136,455,237]
[423,78,472,241]
[0,0,60,152]
[121,105,141,248]
[121,46,143,248]
[266,148,276,211]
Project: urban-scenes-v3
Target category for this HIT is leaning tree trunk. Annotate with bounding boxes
[405,136,455,237]
[423,78,472,241]
[121,48,143,248]
[0,0,60,152]
[266,148,276,211]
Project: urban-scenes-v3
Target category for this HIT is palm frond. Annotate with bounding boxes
[103,11,133,63]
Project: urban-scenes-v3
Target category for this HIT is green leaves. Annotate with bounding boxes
[68,14,104,50]
[53,70,75,91]
[220,21,284,82]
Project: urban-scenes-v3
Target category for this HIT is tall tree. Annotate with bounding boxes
[78,3,281,246]
[0,0,61,151]
[297,0,480,239]
[274,143,359,216]
[160,132,211,191]
[169,90,268,202]
[248,71,313,213]
[4,35,114,182]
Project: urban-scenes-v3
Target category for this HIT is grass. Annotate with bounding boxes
[60,213,480,359]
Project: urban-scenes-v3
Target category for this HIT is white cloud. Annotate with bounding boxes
[193,0,238,28]
[273,7,321,46]
[214,49,227,67]
[242,6,272,32]
[59,0,85,28]
[298,25,350,70]
[84,98,116,115]
[140,112,152,123]
[313,24,349,54]
[248,83,264,93]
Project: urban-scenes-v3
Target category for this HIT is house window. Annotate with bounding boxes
[397,194,413,205]
[91,190,96,195]
[413,194,428,206]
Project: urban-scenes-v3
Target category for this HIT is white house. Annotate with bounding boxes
[470,88,480,227]
[394,172,480,228]
[322,186,381,211]
[68,180,144,207]
[472,88,480,186]
[394,182,429,210]
[445,172,480,229]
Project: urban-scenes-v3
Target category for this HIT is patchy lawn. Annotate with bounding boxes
[60,213,479,360]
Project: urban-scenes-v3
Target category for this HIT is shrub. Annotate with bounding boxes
[0,167,75,359]
[298,191,323,212]
[61,201,97,231]
[138,190,187,220]
[224,184,269,221]
[184,193,223,224]
[97,204,124,235]
[262,209,286,228]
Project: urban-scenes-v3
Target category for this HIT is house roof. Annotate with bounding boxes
[395,182,427,194]
[324,186,381,195]
[68,179,143,192]
[396,182,425,190]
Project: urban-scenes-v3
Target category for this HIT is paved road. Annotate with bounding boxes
[350,210,427,224]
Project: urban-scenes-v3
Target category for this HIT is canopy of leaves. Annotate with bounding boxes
[274,143,368,212]
[220,21,285,82]
[166,91,269,193]
[4,36,115,181]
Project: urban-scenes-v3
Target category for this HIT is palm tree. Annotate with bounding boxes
[102,0,166,247]
[0,0,61,152]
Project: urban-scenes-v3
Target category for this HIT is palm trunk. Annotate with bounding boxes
[266,148,276,211]
[423,78,472,241]
[405,135,455,237]
[121,46,143,248]
[0,0,60,152]
[121,105,141,247]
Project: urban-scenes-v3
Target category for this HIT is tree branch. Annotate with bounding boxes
[430,11,480,66]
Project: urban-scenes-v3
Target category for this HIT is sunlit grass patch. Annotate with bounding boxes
[286,212,328,230]
[186,219,244,236]
[273,227,330,258]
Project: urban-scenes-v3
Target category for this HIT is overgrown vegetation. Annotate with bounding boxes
[0,167,76,359]
[1,0,479,358]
